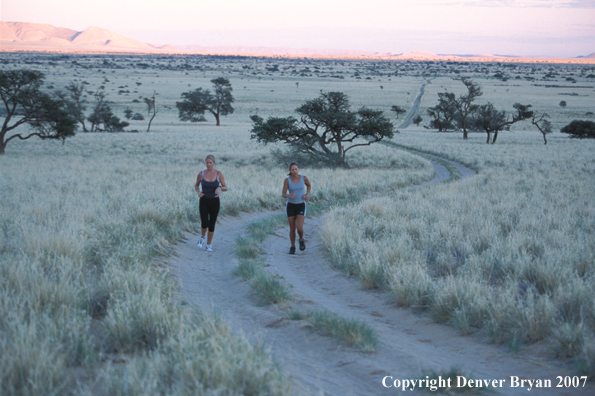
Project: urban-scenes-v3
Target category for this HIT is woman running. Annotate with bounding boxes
[195,154,227,252]
[282,162,311,254]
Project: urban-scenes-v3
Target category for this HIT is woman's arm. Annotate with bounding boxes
[303,176,311,200]
[215,172,227,196]
[195,172,204,197]
[281,178,294,199]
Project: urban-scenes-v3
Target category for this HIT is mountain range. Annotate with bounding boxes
[1,21,594,61]
[0,22,174,52]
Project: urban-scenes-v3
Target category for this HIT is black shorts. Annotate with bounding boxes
[286,202,306,218]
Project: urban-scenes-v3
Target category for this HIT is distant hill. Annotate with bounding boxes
[1,21,593,63]
[0,21,164,52]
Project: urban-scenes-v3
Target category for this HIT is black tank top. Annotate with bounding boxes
[201,170,220,198]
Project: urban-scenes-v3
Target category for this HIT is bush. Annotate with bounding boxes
[560,120,595,139]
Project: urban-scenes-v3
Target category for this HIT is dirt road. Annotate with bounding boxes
[169,153,593,395]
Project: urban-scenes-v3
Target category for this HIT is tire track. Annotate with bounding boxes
[400,80,430,129]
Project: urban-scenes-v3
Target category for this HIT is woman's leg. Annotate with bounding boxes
[295,215,305,241]
[199,198,209,238]
[288,216,297,247]
[206,198,220,244]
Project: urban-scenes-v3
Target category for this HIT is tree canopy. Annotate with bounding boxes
[0,69,77,155]
[427,79,482,138]
[176,77,234,126]
[250,91,395,168]
[472,102,533,144]
[427,92,456,132]
[561,120,595,139]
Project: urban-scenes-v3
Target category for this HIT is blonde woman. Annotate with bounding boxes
[282,162,311,254]
[195,154,227,252]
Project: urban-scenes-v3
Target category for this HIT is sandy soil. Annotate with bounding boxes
[169,154,593,395]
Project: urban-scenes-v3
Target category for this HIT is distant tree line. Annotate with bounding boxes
[2,67,593,156]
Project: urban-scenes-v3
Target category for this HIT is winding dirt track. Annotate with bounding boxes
[169,152,593,395]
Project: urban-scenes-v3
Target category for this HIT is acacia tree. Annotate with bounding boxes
[144,91,158,132]
[250,91,395,168]
[430,79,483,138]
[531,113,553,144]
[561,120,595,139]
[87,91,128,132]
[454,79,483,139]
[55,81,89,132]
[391,105,406,120]
[472,102,533,144]
[427,92,456,131]
[176,77,234,126]
[0,69,77,155]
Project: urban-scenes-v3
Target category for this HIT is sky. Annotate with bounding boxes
[2,0,594,57]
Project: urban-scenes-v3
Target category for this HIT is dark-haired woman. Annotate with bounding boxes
[282,162,311,254]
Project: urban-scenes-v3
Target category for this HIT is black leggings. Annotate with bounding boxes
[199,197,220,232]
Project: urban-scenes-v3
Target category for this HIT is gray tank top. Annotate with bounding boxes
[201,170,220,198]
[287,175,305,204]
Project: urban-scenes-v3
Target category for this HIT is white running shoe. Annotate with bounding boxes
[205,244,213,252]
[197,235,206,248]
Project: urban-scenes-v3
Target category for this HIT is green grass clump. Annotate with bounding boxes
[286,310,307,320]
[233,225,292,305]
[233,259,261,281]
[247,214,287,242]
[250,272,291,305]
[306,310,378,352]
[234,236,264,259]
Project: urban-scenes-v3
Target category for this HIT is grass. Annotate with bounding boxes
[288,310,378,352]
[306,310,378,351]
[2,53,594,392]
[250,272,292,305]
[247,214,288,242]
[233,236,265,259]
[320,131,595,375]
[235,215,380,349]
[233,234,292,305]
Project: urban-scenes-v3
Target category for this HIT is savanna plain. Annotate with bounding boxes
[1,52,595,395]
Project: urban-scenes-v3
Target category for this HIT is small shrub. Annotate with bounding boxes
[560,120,595,139]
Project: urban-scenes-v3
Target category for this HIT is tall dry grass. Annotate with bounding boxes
[321,131,595,376]
[0,126,433,393]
